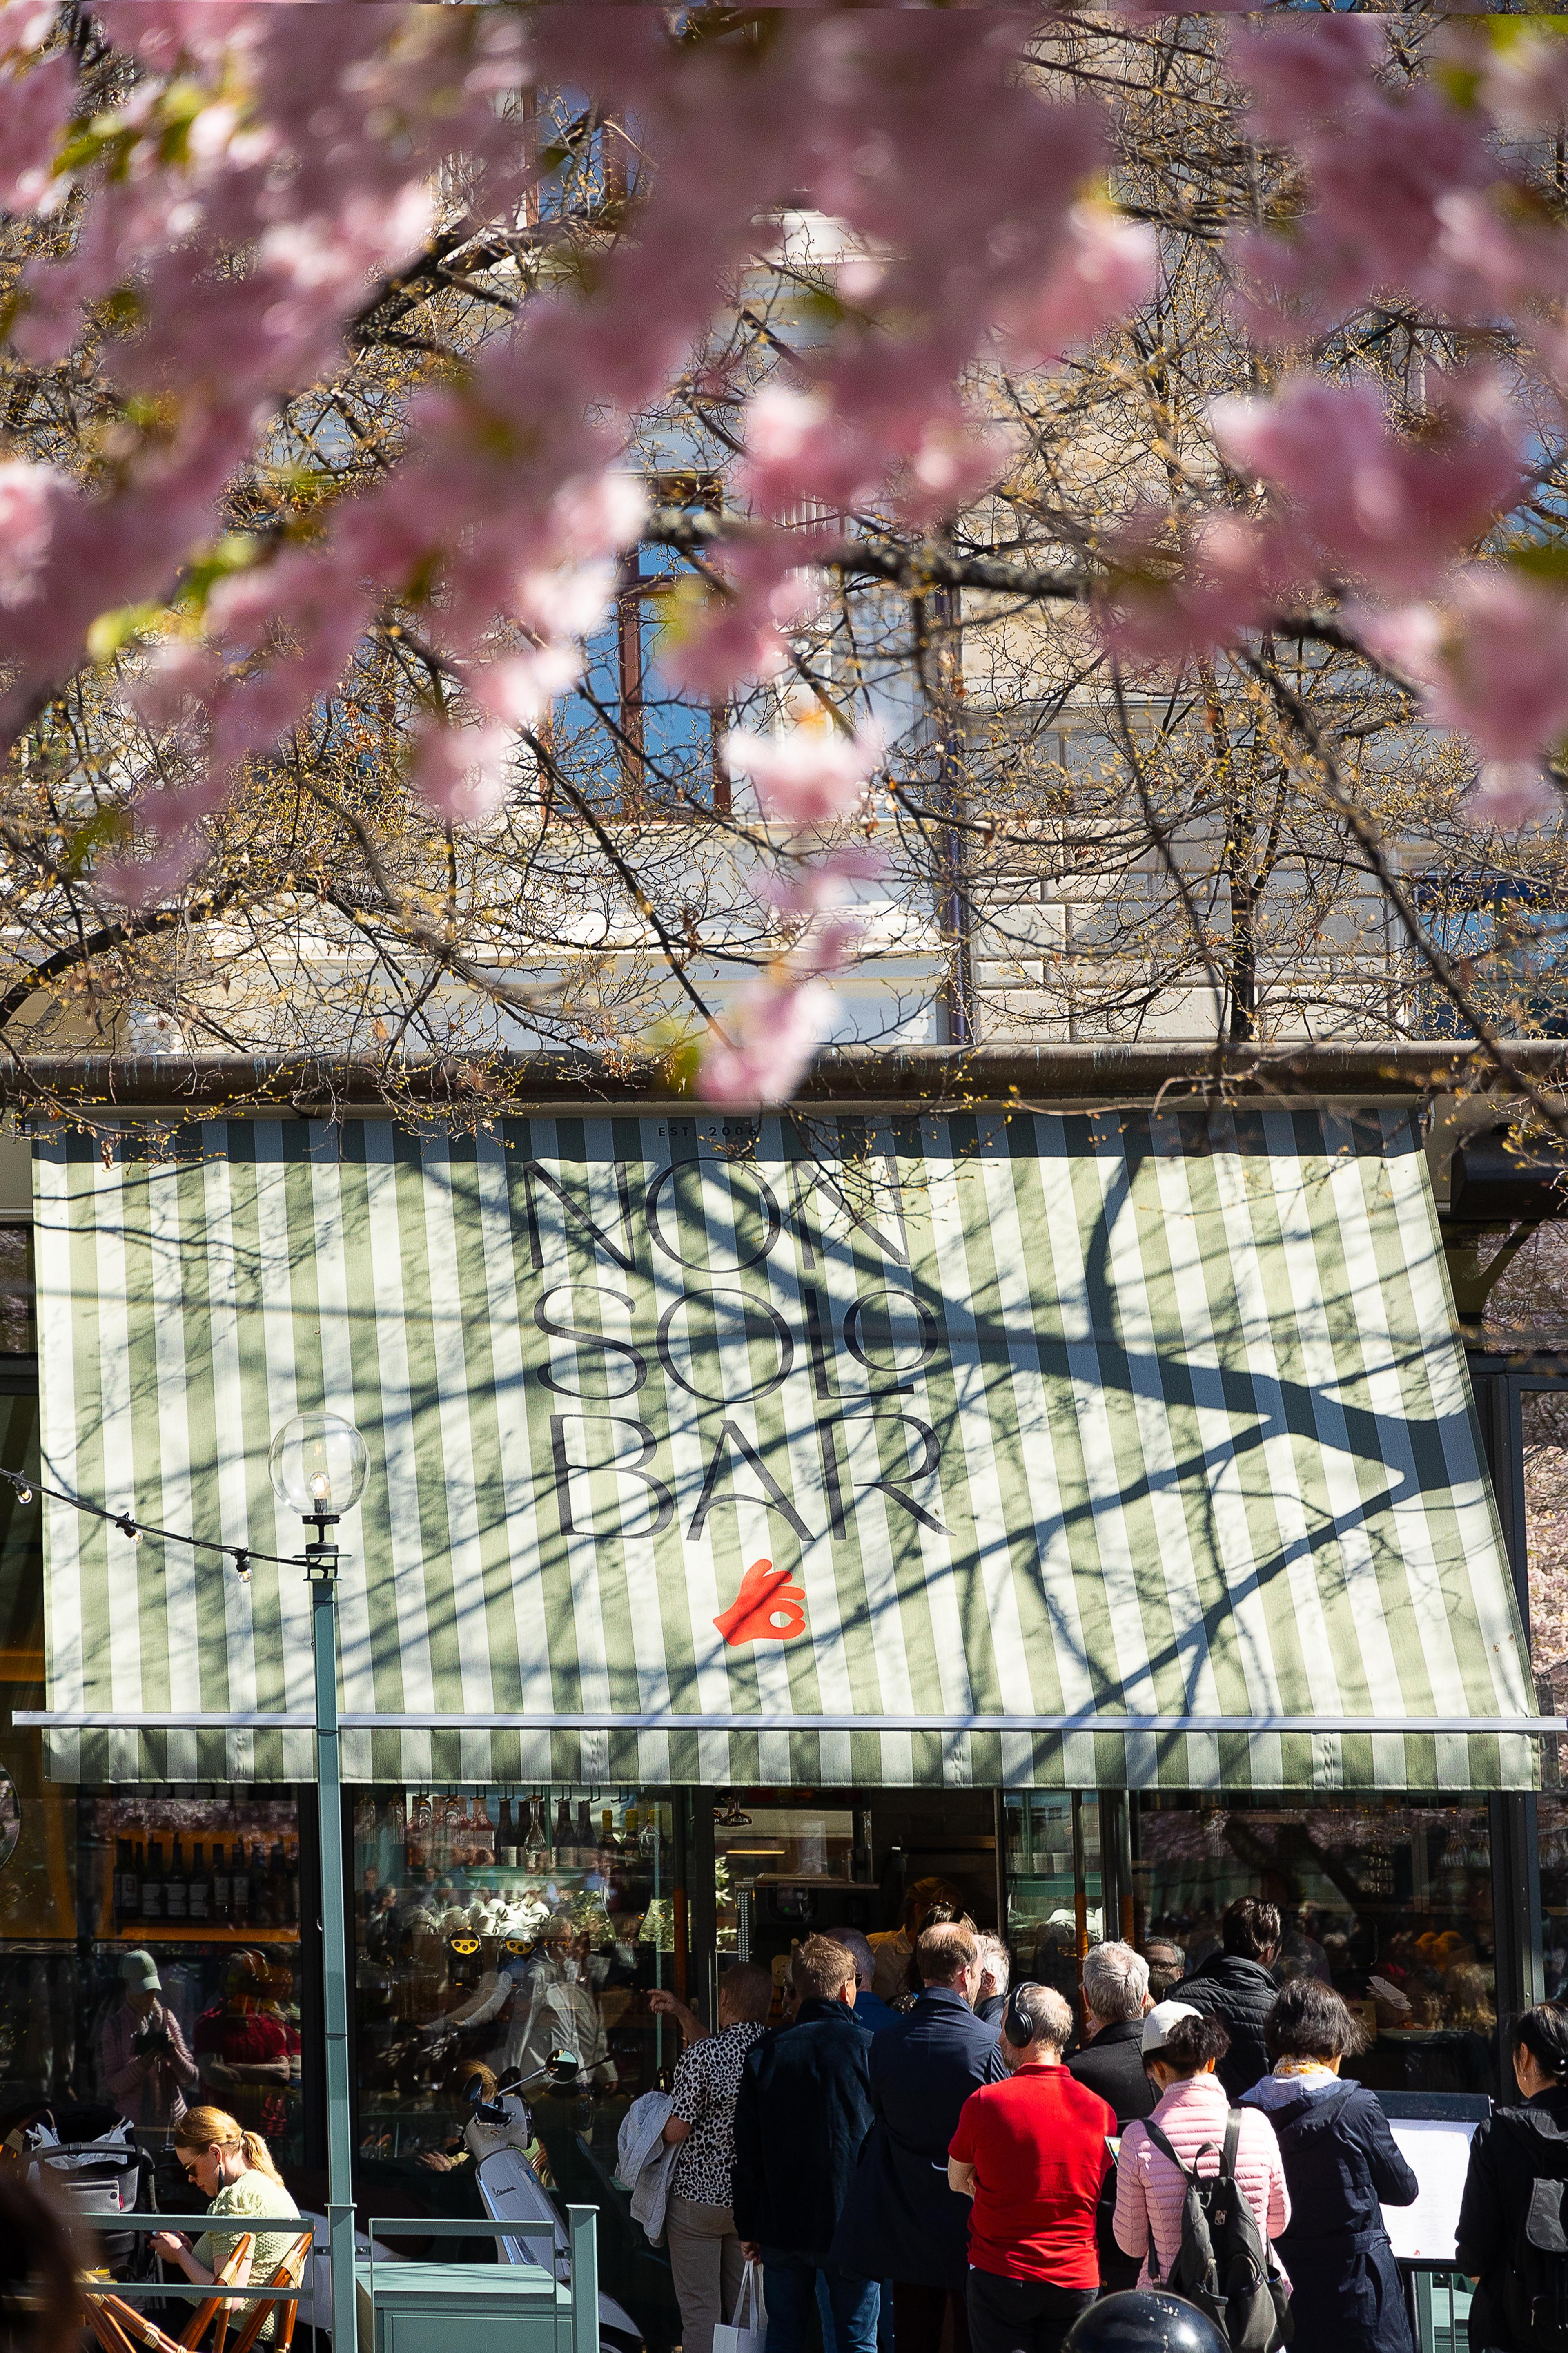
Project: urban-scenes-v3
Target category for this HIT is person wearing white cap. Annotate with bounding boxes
[97,1949,199,2134]
[1111,2001,1290,2295]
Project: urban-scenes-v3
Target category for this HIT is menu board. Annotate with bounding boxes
[1382,2116,1481,2263]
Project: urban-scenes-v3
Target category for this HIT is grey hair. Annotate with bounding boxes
[975,1932,1010,1995]
[1013,1983,1074,2051]
[1081,1940,1149,2024]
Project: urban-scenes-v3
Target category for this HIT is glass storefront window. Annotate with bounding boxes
[78,1793,306,2160]
[1523,1388,1568,1723]
[352,1786,676,2159]
[1002,1793,1103,2004]
[350,1785,682,2353]
[1131,1797,1497,2096]
[1540,1797,1568,2001]
[0,1768,307,2165]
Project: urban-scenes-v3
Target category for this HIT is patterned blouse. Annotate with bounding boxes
[669,2021,768,2208]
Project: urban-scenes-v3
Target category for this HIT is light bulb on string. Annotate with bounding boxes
[233,1550,251,1585]
[118,1516,141,1543]
[16,1485,30,1505]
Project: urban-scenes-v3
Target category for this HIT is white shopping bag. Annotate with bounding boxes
[713,2259,768,2353]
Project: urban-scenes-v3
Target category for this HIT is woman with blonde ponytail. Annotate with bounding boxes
[151,2106,299,2340]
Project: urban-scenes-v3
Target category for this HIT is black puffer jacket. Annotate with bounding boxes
[1169,1953,1278,2099]
[1457,2085,1568,2353]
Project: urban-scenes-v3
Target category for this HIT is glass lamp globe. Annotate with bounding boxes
[268,1412,368,1518]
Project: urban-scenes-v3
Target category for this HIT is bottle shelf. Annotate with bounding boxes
[100,1923,300,1944]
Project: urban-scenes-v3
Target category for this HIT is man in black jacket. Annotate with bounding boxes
[1170,1896,1281,2099]
[833,1922,1007,2353]
[733,1934,878,2353]
[1067,1942,1154,2125]
[1066,1940,1154,2293]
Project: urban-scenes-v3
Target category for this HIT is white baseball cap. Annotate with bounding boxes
[1140,1998,1201,2056]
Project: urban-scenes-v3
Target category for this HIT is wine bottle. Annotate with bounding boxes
[165,1836,188,1922]
[141,1840,164,1924]
[523,1794,548,1872]
[188,1842,209,1924]
[495,1797,516,1871]
[600,1807,617,1859]
[114,1839,138,1925]
[576,1799,594,1859]
[230,1843,250,1923]
[252,1840,270,1925]
[212,1842,231,1924]
[554,1797,575,1869]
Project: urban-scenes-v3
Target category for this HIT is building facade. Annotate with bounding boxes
[0,1049,1563,2347]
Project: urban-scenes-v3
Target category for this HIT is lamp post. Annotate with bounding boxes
[269,1411,369,2353]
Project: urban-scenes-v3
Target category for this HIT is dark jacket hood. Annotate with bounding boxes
[1502,2086,1568,2143]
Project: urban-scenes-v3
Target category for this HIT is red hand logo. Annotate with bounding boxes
[713,1557,807,1645]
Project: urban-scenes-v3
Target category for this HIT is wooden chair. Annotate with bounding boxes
[83,2236,254,2353]
[83,2230,310,2353]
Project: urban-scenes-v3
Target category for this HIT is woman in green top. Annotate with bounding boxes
[152,2104,301,2342]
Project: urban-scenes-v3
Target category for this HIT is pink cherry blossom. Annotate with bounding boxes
[722,721,884,826]
[409,721,517,825]
[469,647,583,729]
[0,462,64,609]
[1461,762,1562,834]
[1210,372,1524,595]
[696,979,835,1106]
[1097,512,1290,669]
[998,206,1158,367]
[0,48,74,215]
[1356,571,1568,766]
[1227,19,1386,146]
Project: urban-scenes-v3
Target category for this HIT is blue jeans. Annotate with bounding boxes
[761,2252,880,2353]
[820,2275,894,2353]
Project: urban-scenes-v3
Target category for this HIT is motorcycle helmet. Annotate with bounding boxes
[1063,2293,1229,2353]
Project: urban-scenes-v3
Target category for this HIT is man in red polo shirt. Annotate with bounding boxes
[947,1982,1116,2353]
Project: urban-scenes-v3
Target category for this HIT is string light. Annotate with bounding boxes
[0,1463,305,1571]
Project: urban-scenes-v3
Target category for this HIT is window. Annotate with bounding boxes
[351,1784,680,2347]
[1130,1796,1497,2097]
[549,476,728,817]
[1416,879,1568,1037]
[1002,1793,1103,1995]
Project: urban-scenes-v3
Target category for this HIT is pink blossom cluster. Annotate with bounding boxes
[0,4,1152,1099]
[696,725,884,1104]
[5,7,1568,1095]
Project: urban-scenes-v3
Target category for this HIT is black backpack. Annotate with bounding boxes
[1503,2120,1568,2351]
[1144,2112,1293,2353]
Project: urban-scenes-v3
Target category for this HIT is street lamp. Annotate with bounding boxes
[270,1411,367,2353]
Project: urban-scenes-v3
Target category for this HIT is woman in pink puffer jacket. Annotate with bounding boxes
[1113,2003,1291,2291]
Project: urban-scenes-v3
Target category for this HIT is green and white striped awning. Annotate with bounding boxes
[28,1107,1538,1790]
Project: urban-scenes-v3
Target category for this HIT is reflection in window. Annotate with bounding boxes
[1453,1224,1568,1349]
[352,1786,678,2350]
[0,1227,33,1353]
[1524,1389,1568,1717]
[1130,1798,1497,2098]
[1003,1794,1103,2009]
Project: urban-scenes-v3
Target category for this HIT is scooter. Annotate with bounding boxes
[298,2053,642,2353]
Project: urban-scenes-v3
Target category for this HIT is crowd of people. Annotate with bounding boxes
[621,1894,1568,2353]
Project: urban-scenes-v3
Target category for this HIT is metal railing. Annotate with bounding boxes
[72,2217,313,2306]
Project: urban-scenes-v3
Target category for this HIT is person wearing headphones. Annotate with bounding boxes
[945,1983,1117,2353]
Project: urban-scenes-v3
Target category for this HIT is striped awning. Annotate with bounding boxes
[29,1107,1538,1789]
